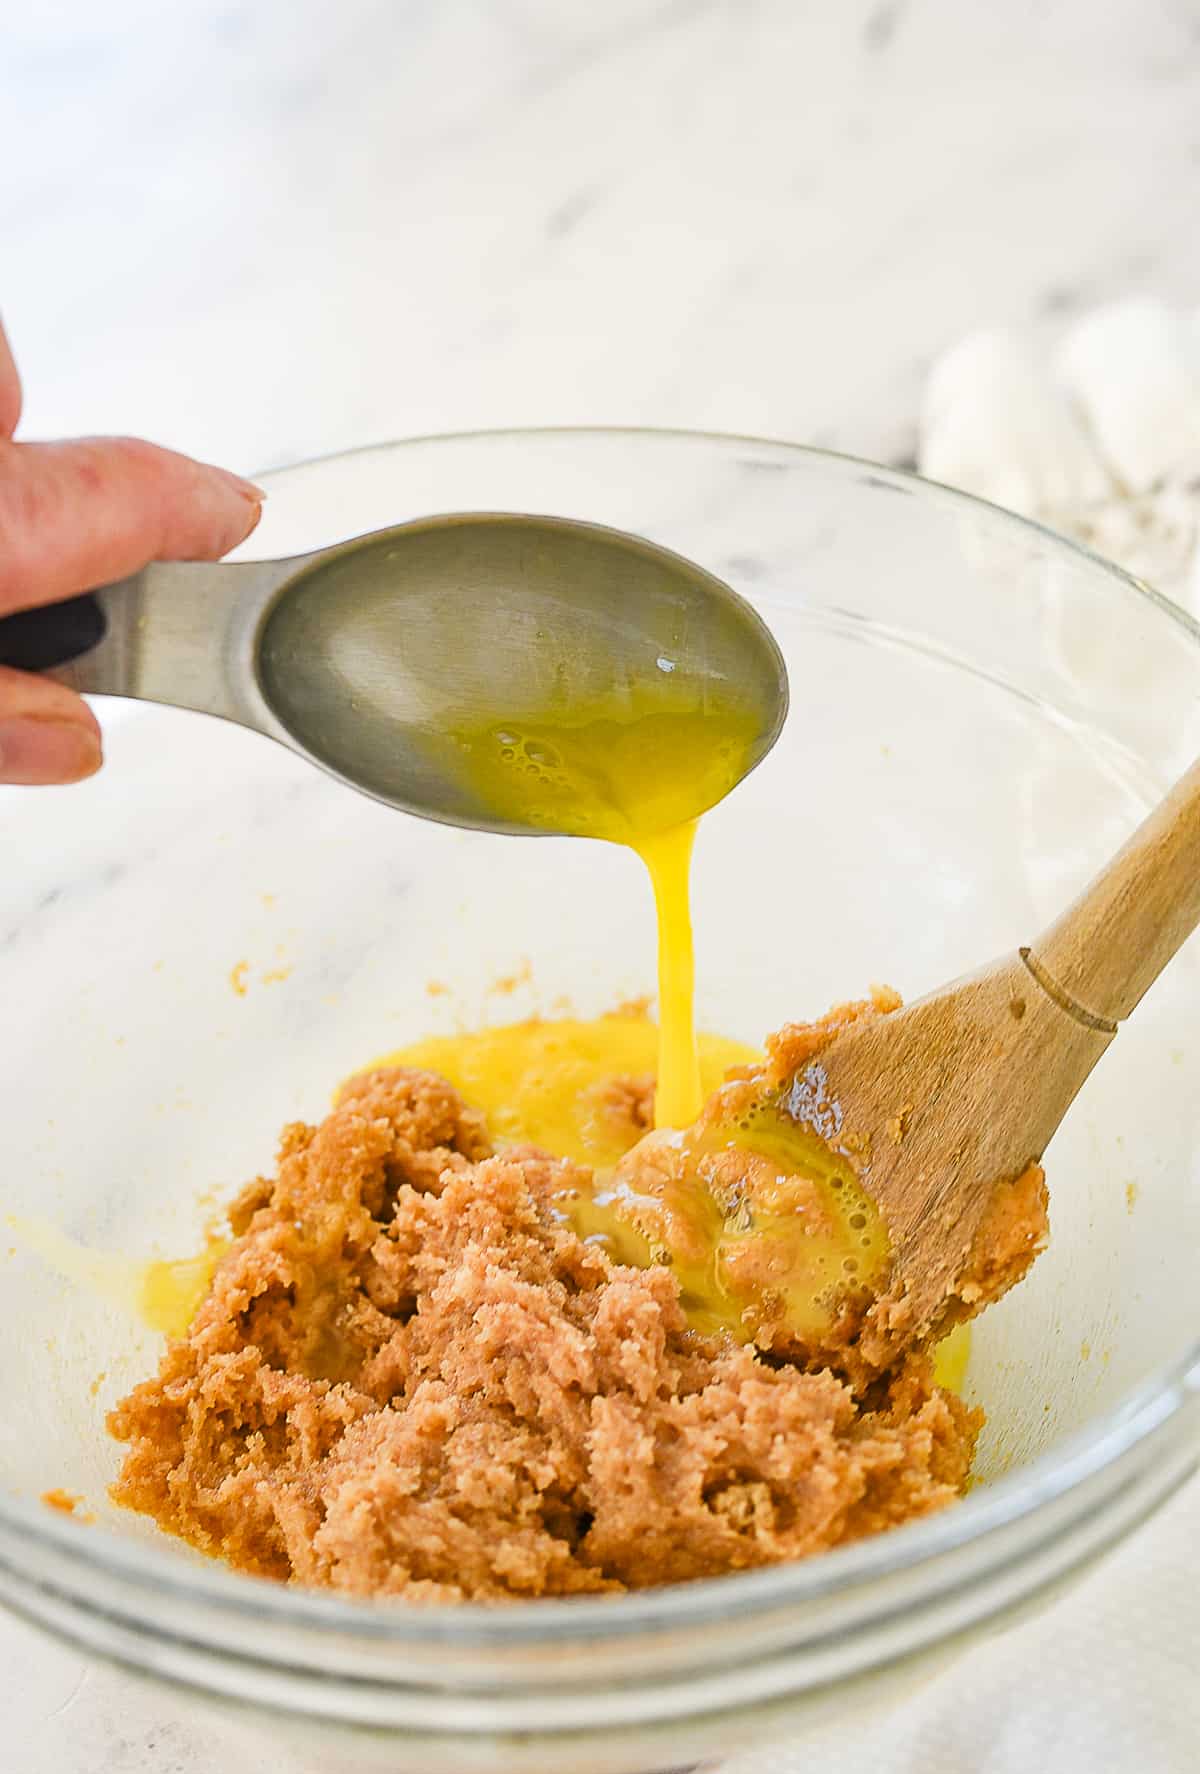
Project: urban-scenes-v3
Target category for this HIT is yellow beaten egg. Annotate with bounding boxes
[376,1012,759,1173]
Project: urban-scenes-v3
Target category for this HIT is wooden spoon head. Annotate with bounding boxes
[767,954,1113,1374]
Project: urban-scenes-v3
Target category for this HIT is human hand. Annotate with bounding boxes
[0,315,264,785]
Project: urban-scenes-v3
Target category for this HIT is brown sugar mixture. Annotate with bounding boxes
[109,1046,988,1601]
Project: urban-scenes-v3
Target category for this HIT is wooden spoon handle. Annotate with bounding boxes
[1028,754,1200,1026]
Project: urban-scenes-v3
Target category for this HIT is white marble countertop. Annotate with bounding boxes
[8,0,1200,481]
[3,1,1200,1768]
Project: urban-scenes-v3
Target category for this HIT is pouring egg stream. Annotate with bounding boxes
[369,682,935,1369]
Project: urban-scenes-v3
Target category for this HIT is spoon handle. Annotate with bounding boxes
[0,557,301,726]
[1026,754,1200,1026]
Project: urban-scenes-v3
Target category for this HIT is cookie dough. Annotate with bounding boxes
[109,1063,980,1600]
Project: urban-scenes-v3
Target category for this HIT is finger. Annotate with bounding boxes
[0,316,21,441]
[0,434,264,616]
[0,664,102,785]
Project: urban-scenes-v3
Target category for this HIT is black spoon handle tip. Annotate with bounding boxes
[0,594,108,672]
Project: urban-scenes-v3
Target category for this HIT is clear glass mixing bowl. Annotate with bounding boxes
[1,431,1198,1774]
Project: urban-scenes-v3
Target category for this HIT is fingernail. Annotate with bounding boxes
[209,465,268,503]
[0,717,103,785]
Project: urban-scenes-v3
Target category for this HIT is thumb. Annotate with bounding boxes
[0,316,21,441]
[0,434,264,616]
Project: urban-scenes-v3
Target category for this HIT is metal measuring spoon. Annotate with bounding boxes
[0,513,788,835]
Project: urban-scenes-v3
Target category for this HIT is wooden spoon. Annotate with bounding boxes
[777,754,1200,1372]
